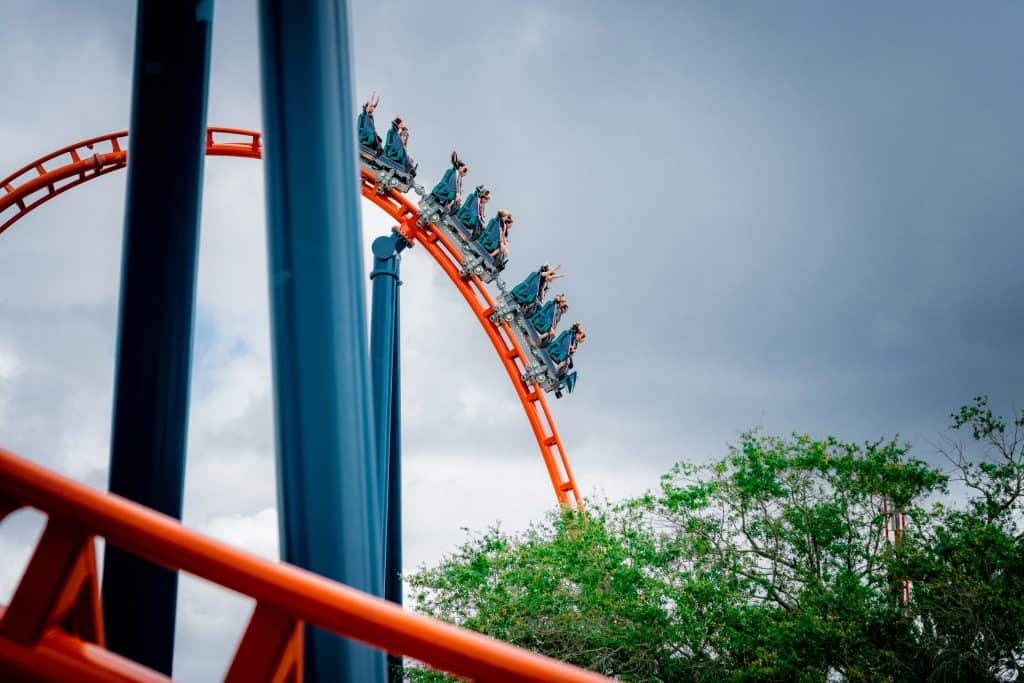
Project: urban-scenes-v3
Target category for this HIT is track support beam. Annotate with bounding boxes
[258,0,385,680]
[102,1,214,674]
[370,232,406,682]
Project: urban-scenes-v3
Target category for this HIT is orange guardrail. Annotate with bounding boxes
[0,447,607,682]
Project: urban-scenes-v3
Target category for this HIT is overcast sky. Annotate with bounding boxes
[1,0,1022,679]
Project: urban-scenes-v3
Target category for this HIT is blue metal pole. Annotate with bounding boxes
[102,1,214,675]
[257,1,384,680]
[386,264,404,682]
[369,234,403,519]
[370,232,405,682]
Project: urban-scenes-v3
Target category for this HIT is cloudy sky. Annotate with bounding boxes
[1,0,1022,679]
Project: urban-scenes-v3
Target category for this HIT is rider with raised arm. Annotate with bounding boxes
[431,151,468,212]
[357,91,382,152]
[511,263,563,317]
[477,209,512,268]
[530,294,569,347]
[454,185,490,238]
[383,116,415,173]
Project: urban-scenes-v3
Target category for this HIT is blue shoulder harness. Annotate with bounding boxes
[455,191,482,232]
[477,216,501,252]
[358,112,377,148]
[383,126,407,165]
[431,167,457,203]
[512,270,541,305]
[530,300,556,334]
[547,328,575,364]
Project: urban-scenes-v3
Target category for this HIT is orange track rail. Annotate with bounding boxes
[0,128,581,508]
[360,173,581,507]
[0,447,605,682]
[0,128,260,236]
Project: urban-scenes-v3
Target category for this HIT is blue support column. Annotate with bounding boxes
[258,1,384,680]
[386,268,404,682]
[369,233,406,681]
[102,0,214,675]
[369,234,403,519]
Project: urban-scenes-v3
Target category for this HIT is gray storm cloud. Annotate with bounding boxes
[1,1,1022,680]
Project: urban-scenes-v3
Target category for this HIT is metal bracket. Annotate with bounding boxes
[488,293,520,324]
[374,167,412,194]
[417,195,446,228]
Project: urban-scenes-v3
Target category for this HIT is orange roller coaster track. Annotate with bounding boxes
[0,447,605,682]
[0,128,582,508]
[0,129,596,680]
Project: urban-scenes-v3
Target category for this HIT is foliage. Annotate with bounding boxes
[900,396,1024,681]
[407,398,1024,682]
[407,506,683,680]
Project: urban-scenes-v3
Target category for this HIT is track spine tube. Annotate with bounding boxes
[369,234,407,681]
[369,234,402,547]
[101,1,214,675]
[258,0,385,680]
[386,311,404,681]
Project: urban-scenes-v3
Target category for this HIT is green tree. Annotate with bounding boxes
[408,400,1024,682]
[408,505,703,680]
[900,396,1024,681]
[637,432,943,682]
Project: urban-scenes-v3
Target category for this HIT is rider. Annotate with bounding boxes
[454,185,490,238]
[431,151,468,212]
[547,322,586,378]
[357,91,382,152]
[383,116,415,173]
[529,294,569,347]
[477,209,512,267]
[511,264,563,317]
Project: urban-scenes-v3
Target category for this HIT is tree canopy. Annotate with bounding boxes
[408,397,1024,682]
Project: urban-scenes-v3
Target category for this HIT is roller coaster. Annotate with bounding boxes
[0,127,583,508]
[0,2,596,681]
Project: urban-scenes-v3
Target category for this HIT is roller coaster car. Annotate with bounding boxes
[535,326,581,398]
[523,329,579,399]
[359,144,416,194]
[548,368,578,399]
[417,193,503,284]
[488,292,579,399]
[474,215,509,273]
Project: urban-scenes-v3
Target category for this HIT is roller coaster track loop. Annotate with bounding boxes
[0,128,261,236]
[0,128,582,507]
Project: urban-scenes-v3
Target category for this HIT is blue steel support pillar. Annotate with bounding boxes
[369,234,404,527]
[102,1,213,675]
[369,233,406,681]
[258,1,385,680]
[387,269,404,682]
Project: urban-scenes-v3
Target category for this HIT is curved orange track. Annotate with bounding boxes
[0,128,581,507]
